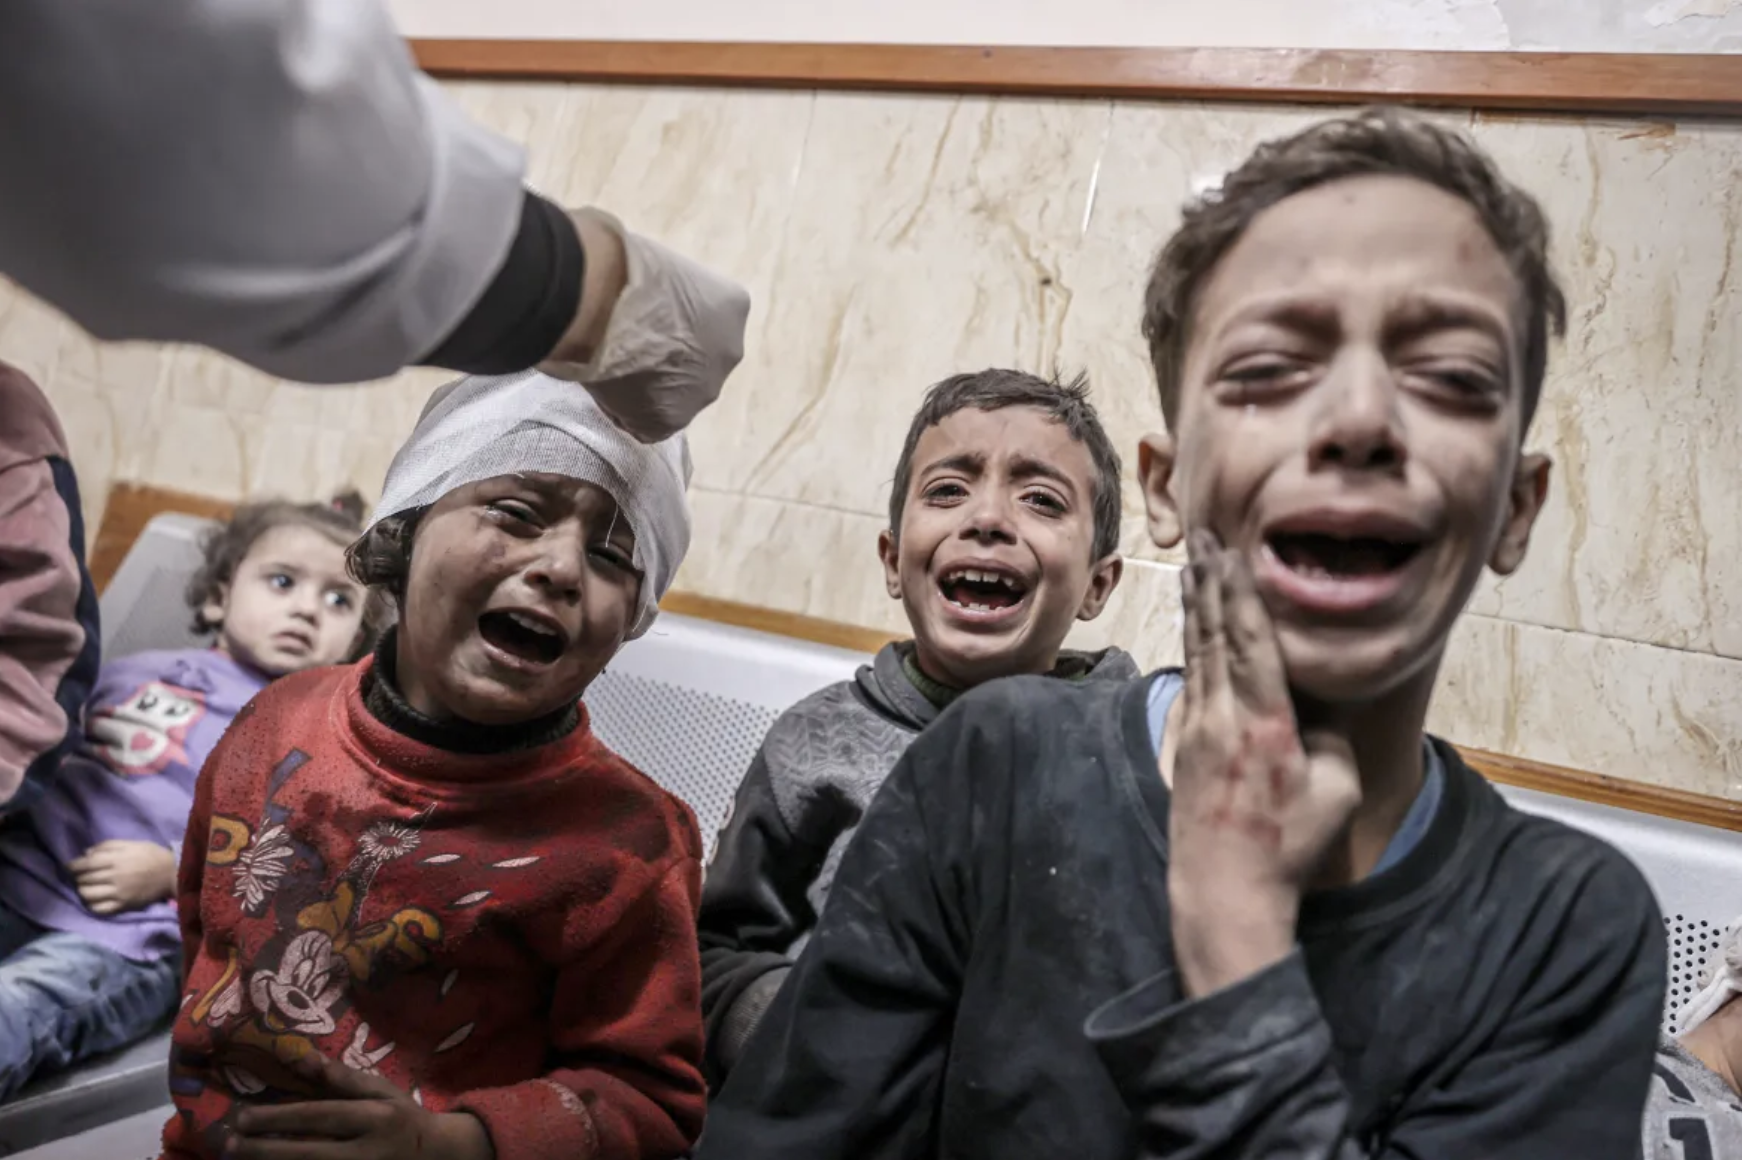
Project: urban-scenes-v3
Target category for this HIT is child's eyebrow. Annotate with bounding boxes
[1007,455,1078,495]
[920,452,986,478]
[1214,293,1511,356]
[259,559,304,576]
[1220,297,1343,343]
[1383,295,1511,351]
[921,451,1077,494]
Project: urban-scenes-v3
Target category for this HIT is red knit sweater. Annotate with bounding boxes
[159,659,706,1160]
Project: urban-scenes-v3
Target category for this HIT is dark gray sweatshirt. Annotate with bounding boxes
[697,641,1137,1085]
[696,673,1667,1159]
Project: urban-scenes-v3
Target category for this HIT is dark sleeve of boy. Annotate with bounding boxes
[696,720,976,1159]
[1087,845,1666,1159]
[698,727,853,1087]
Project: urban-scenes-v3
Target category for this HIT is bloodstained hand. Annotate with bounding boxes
[1167,529,1360,997]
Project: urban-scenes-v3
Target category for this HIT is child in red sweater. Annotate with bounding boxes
[162,372,707,1160]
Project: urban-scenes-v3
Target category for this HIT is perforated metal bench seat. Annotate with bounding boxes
[0,1030,170,1157]
[8,1106,165,1160]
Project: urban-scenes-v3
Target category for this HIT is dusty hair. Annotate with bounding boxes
[186,490,386,655]
[1142,106,1566,430]
[888,368,1123,561]
[345,506,427,607]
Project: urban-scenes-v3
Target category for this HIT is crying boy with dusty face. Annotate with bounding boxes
[376,471,643,727]
[165,374,712,1160]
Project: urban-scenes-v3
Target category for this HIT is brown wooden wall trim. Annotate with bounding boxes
[94,482,1742,831]
[1467,747,1742,833]
[410,40,1742,117]
[661,592,902,656]
[88,484,235,596]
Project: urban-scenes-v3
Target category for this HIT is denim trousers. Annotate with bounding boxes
[0,900,179,1102]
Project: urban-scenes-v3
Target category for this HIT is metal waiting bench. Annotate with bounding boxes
[10,513,1741,1156]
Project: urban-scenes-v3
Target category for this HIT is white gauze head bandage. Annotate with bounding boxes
[1676,916,1742,1036]
[370,371,692,639]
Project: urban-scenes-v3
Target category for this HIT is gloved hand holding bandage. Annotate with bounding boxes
[541,208,750,444]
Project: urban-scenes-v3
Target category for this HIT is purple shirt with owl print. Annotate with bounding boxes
[0,649,268,962]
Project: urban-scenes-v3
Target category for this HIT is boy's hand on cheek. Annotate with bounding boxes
[1167,530,1361,999]
[226,1053,493,1160]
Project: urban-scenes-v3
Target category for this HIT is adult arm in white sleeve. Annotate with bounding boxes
[0,0,554,383]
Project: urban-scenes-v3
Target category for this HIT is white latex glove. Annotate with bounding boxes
[540,210,750,443]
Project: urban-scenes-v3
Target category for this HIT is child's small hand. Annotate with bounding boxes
[227,1053,493,1160]
[1167,530,1361,998]
[69,840,177,915]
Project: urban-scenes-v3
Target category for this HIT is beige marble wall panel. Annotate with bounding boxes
[1433,615,1742,800]
[0,278,70,389]
[1463,116,1742,659]
[35,341,172,535]
[622,91,1741,664]
[448,82,593,196]
[679,488,899,631]
[501,83,819,497]
[711,93,1120,508]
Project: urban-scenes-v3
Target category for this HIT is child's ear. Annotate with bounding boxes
[1489,452,1552,576]
[1137,433,1183,551]
[200,586,228,633]
[1075,554,1124,622]
[877,529,902,599]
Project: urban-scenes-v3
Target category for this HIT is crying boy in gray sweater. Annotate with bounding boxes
[698,368,1134,1085]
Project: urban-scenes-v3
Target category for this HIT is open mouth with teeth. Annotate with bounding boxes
[478,610,569,665]
[1267,532,1424,579]
[937,566,1030,614]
